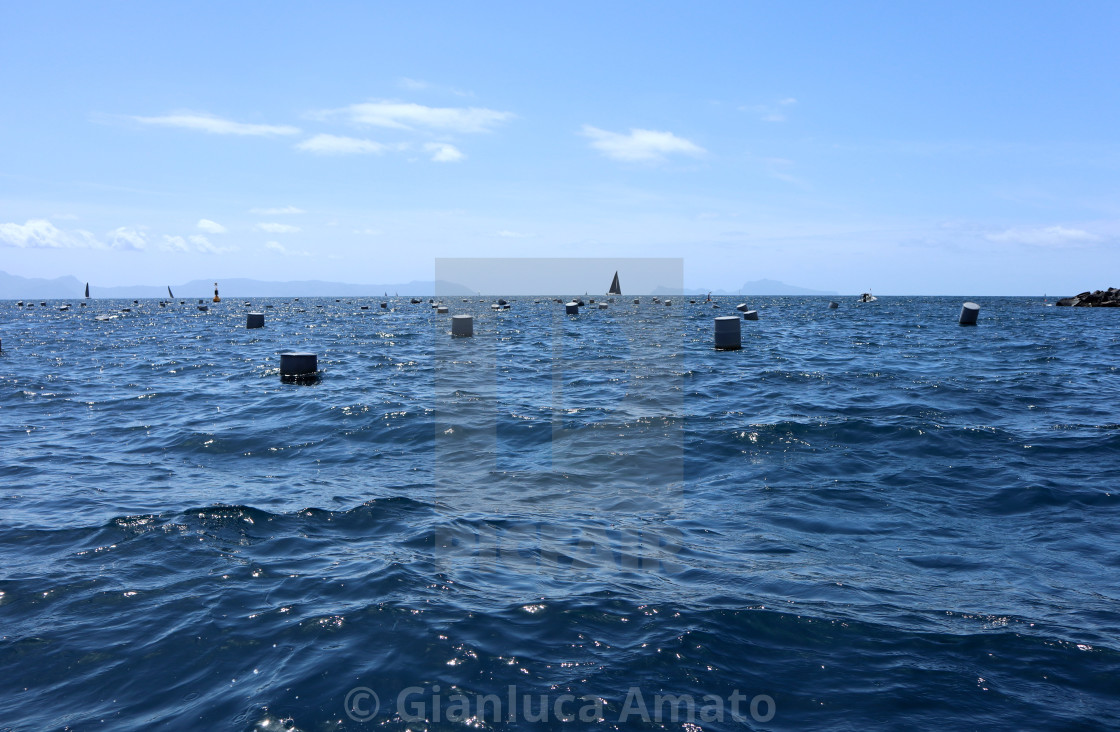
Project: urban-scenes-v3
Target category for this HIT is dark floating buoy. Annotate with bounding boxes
[828,301,839,309]
[565,301,579,315]
[959,302,980,325]
[736,303,748,312]
[246,312,265,329]
[714,316,742,350]
[451,314,473,337]
[633,298,640,304]
[197,305,208,312]
[436,305,449,314]
[380,302,387,309]
[743,310,759,321]
[280,352,318,383]
[598,302,608,309]
[498,299,508,306]
[411,298,422,304]
[360,305,369,310]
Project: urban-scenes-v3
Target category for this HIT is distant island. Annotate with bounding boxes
[1056,288,1120,307]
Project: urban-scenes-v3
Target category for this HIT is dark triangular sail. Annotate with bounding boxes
[84,282,89,298]
[168,286,174,299]
[607,271,621,295]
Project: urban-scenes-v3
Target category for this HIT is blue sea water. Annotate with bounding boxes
[1,295,1118,730]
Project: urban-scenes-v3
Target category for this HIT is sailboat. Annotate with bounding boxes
[84,282,89,298]
[607,271,621,296]
[168,286,174,299]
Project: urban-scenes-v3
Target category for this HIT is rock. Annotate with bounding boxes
[1057,287,1120,307]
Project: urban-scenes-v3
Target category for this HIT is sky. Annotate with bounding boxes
[1,1,1118,295]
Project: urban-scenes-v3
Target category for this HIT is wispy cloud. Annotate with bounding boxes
[255,222,301,234]
[0,219,145,250]
[581,126,706,162]
[424,142,464,162]
[743,97,798,122]
[197,218,227,234]
[985,225,1102,247]
[130,113,300,136]
[295,133,388,155]
[250,206,305,215]
[317,100,513,133]
[265,240,310,256]
[161,234,233,253]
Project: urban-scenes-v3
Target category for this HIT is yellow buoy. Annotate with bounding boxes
[213,282,221,303]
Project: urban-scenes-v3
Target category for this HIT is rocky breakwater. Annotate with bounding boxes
[1056,288,1120,307]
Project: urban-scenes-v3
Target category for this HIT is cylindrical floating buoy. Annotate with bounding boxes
[280,352,318,377]
[437,305,449,314]
[633,298,640,304]
[714,316,742,350]
[565,301,579,315]
[598,302,607,309]
[959,301,980,325]
[380,302,387,309]
[451,314,473,337]
[736,303,748,312]
[664,300,672,306]
[246,312,265,329]
[743,310,759,320]
[828,301,839,309]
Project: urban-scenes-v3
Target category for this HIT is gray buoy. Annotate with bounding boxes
[565,301,579,315]
[598,302,607,309]
[380,302,387,309]
[959,301,980,325]
[451,314,473,337]
[664,300,672,306]
[437,305,449,314]
[280,352,317,377]
[633,298,640,304]
[736,303,748,312]
[247,312,265,329]
[360,305,369,310]
[743,310,758,320]
[828,301,839,309]
[714,316,742,350]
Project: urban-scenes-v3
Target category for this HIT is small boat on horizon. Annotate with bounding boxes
[858,292,877,303]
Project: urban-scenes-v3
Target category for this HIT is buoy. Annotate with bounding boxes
[714,316,742,350]
[437,305,449,314]
[959,302,980,325]
[451,314,473,337]
[665,300,672,306]
[736,303,748,312]
[576,299,585,307]
[280,352,318,378]
[498,299,508,306]
[828,301,839,309]
[598,302,607,309]
[633,298,640,304]
[565,301,579,315]
[197,305,208,312]
[213,283,220,303]
[491,303,501,310]
[380,302,387,309]
[360,305,369,310]
[743,310,758,320]
[246,312,265,329]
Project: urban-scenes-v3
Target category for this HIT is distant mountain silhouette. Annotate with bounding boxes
[0,271,473,298]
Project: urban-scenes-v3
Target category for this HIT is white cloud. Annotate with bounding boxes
[264,240,310,256]
[319,100,513,133]
[581,126,706,162]
[295,133,388,155]
[256,222,301,234]
[250,206,305,215]
[985,226,1102,247]
[161,235,190,252]
[197,218,227,234]
[161,234,233,253]
[0,219,82,248]
[131,113,300,136]
[424,142,464,162]
[108,226,148,250]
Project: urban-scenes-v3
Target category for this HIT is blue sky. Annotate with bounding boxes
[1,1,1118,294]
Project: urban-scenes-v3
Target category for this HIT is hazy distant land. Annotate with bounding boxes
[0,270,837,299]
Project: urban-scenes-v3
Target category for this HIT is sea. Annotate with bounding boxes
[1,295,1118,731]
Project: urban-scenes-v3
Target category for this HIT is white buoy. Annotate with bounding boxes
[664,300,672,306]
[743,310,759,320]
[959,301,980,325]
[714,316,742,350]
[246,312,265,329]
[565,301,579,315]
[736,303,748,312]
[437,305,449,314]
[280,352,317,377]
[451,314,473,337]
[828,301,839,309]
[598,302,607,309]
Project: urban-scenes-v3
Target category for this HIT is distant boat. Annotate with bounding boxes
[858,292,877,303]
[168,286,174,299]
[608,271,622,296]
[84,282,89,298]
